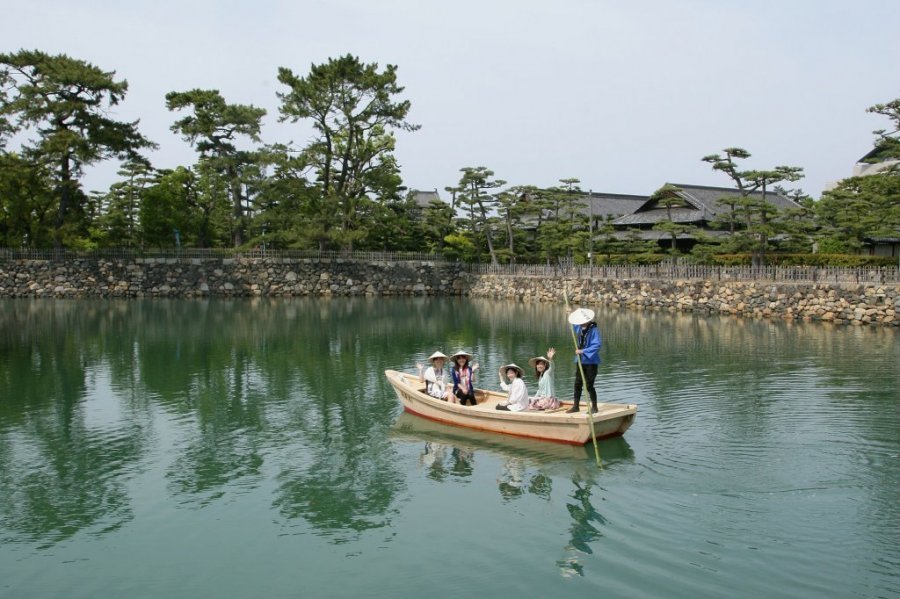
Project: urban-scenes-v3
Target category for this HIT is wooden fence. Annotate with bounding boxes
[465,262,900,284]
[0,248,447,263]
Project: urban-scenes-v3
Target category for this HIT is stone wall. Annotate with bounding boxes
[0,258,465,298]
[465,275,898,326]
[1,259,897,326]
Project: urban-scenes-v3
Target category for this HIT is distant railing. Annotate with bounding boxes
[465,262,900,284]
[0,248,447,263]
[2,248,897,284]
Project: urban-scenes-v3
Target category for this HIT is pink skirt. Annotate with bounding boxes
[528,396,560,411]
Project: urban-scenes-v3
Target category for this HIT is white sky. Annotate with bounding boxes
[3,0,898,199]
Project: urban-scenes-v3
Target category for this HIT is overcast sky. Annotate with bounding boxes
[3,0,898,199]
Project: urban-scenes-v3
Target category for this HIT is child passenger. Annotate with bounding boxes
[416,351,451,401]
[528,347,560,411]
[496,364,529,411]
[449,350,479,406]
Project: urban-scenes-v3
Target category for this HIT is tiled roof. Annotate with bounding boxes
[574,192,649,218]
[672,183,801,215]
[612,183,801,226]
[409,189,443,209]
[613,207,708,226]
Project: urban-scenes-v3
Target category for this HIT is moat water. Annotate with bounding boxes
[1,298,897,598]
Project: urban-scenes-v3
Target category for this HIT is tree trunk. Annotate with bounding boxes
[505,208,515,261]
[476,199,498,265]
[229,166,243,247]
[54,154,72,248]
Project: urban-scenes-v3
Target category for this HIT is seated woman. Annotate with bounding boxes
[416,351,451,401]
[496,363,529,411]
[528,347,560,411]
[449,350,479,406]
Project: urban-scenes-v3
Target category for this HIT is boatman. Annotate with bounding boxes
[567,308,601,414]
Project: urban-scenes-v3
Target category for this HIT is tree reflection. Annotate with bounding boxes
[164,353,266,504]
[272,436,404,542]
[0,426,139,548]
[0,301,146,547]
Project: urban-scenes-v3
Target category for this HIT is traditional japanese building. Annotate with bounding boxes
[609,183,802,251]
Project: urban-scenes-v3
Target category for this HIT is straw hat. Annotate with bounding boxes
[499,363,525,378]
[528,356,550,369]
[450,350,473,362]
[427,351,448,363]
[567,308,595,325]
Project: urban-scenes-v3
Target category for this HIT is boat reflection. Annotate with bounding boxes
[392,411,634,467]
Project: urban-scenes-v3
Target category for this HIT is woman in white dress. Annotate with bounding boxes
[496,363,529,412]
[416,351,451,401]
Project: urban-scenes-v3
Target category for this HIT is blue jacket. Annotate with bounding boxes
[573,323,601,365]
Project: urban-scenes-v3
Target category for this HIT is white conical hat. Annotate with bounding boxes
[427,351,448,363]
[449,350,473,361]
[498,363,525,378]
[528,356,550,369]
[567,308,595,325]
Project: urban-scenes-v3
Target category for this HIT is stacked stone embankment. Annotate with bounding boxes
[0,258,464,298]
[2,259,897,326]
[465,275,898,326]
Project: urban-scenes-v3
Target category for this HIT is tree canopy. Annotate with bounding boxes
[0,49,897,266]
[276,54,419,251]
[0,50,155,246]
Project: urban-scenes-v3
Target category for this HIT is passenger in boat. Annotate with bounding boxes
[528,348,560,410]
[450,350,480,406]
[567,308,601,414]
[416,351,451,401]
[496,364,529,411]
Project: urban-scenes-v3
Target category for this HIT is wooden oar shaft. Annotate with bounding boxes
[564,287,602,469]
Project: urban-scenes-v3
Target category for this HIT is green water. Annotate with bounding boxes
[0,298,897,598]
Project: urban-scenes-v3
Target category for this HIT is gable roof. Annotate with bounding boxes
[674,183,800,213]
[612,183,801,226]
[409,189,443,209]
[574,191,649,219]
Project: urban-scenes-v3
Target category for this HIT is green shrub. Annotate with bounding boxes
[594,253,669,265]
[768,253,895,267]
[814,237,851,254]
[703,253,895,267]
[708,254,752,266]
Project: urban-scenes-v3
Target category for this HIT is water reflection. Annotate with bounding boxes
[0,295,896,598]
[0,299,421,545]
[557,473,607,578]
[391,411,631,575]
[391,411,598,463]
[272,436,405,543]
[0,372,143,547]
[497,456,527,500]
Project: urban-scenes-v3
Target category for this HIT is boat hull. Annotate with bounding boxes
[385,369,636,445]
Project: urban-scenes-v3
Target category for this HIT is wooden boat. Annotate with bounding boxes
[384,369,637,445]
